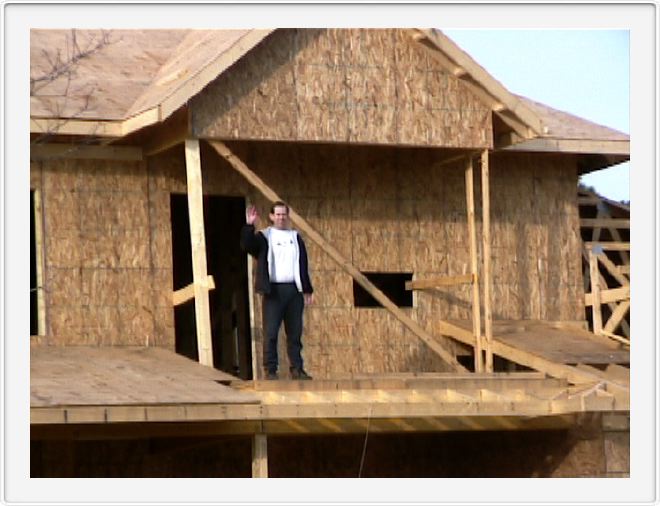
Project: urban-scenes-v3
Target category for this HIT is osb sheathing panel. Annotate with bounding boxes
[33,140,582,378]
[37,157,173,348]
[192,141,582,379]
[192,29,492,148]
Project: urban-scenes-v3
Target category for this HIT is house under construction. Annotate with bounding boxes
[30,28,630,478]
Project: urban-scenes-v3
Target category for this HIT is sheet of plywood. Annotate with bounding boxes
[30,346,258,407]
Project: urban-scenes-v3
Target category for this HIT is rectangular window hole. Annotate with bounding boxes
[353,272,413,308]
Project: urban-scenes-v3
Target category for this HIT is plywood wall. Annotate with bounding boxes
[192,29,492,149]
[32,140,583,379]
[200,141,583,378]
[33,156,174,348]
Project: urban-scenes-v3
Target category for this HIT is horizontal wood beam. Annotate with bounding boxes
[585,286,630,306]
[172,275,216,306]
[580,218,630,228]
[406,274,474,290]
[30,143,143,161]
[584,241,630,251]
[209,140,469,372]
[30,117,123,137]
[30,389,626,427]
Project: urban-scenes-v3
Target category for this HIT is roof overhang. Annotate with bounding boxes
[30,29,273,139]
[502,137,630,156]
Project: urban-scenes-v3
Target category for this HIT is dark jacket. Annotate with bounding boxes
[240,224,314,295]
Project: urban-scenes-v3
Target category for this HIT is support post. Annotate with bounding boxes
[589,248,603,334]
[184,139,214,367]
[252,433,268,478]
[33,188,46,335]
[480,150,494,371]
[465,156,483,372]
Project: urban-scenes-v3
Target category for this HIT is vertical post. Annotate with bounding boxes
[252,433,268,478]
[246,201,259,381]
[465,156,483,372]
[184,139,214,367]
[589,248,603,334]
[33,188,46,335]
[480,150,494,372]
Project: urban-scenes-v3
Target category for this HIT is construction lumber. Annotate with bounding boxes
[143,108,190,156]
[580,218,630,228]
[172,275,216,306]
[405,274,473,290]
[584,286,630,306]
[584,241,630,251]
[481,150,493,372]
[600,329,631,347]
[603,300,630,335]
[33,189,46,336]
[30,143,143,161]
[588,251,603,334]
[581,250,630,337]
[489,339,627,389]
[465,156,483,372]
[185,139,214,367]
[595,252,630,286]
[209,140,469,371]
[30,117,123,137]
[252,434,268,478]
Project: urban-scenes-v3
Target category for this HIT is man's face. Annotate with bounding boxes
[270,205,289,230]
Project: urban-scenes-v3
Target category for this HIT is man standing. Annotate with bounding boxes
[241,201,314,380]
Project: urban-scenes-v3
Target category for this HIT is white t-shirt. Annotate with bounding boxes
[269,228,297,283]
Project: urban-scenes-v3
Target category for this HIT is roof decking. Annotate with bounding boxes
[30,28,629,160]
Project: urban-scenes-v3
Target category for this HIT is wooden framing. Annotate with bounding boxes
[184,139,214,367]
[209,140,470,371]
[465,156,483,372]
[588,250,603,334]
[172,275,216,306]
[584,286,630,306]
[30,144,143,161]
[252,434,268,477]
[579,189,630,341]
[405,274,473,290]
[480,150,493,372]
[32,188,46,336]
[584,242,630,252]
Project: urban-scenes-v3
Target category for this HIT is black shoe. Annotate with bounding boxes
[265,371,278,380]
[290,368,312,380]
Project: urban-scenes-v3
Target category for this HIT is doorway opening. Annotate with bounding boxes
[170,194,253,379]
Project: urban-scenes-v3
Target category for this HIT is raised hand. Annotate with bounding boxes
[246,205,259,225]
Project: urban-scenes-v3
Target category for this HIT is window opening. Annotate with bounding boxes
[353,272,413,308]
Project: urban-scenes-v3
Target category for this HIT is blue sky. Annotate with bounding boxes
[442,29,630,202]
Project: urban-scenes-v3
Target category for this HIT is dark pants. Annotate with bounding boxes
[262,283,305,373]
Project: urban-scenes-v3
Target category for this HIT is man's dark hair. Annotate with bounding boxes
[270,201,289,214]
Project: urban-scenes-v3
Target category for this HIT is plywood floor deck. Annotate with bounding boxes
[31,344,629,436]
[448,320,630,365]
[30,345,258,407]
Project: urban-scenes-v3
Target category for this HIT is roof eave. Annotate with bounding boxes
[501,137,630,156]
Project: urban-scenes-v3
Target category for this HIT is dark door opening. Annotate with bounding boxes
[170,194,253,379]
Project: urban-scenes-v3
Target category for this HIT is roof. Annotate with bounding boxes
[30,28,629,157]
[502,96,629,156]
